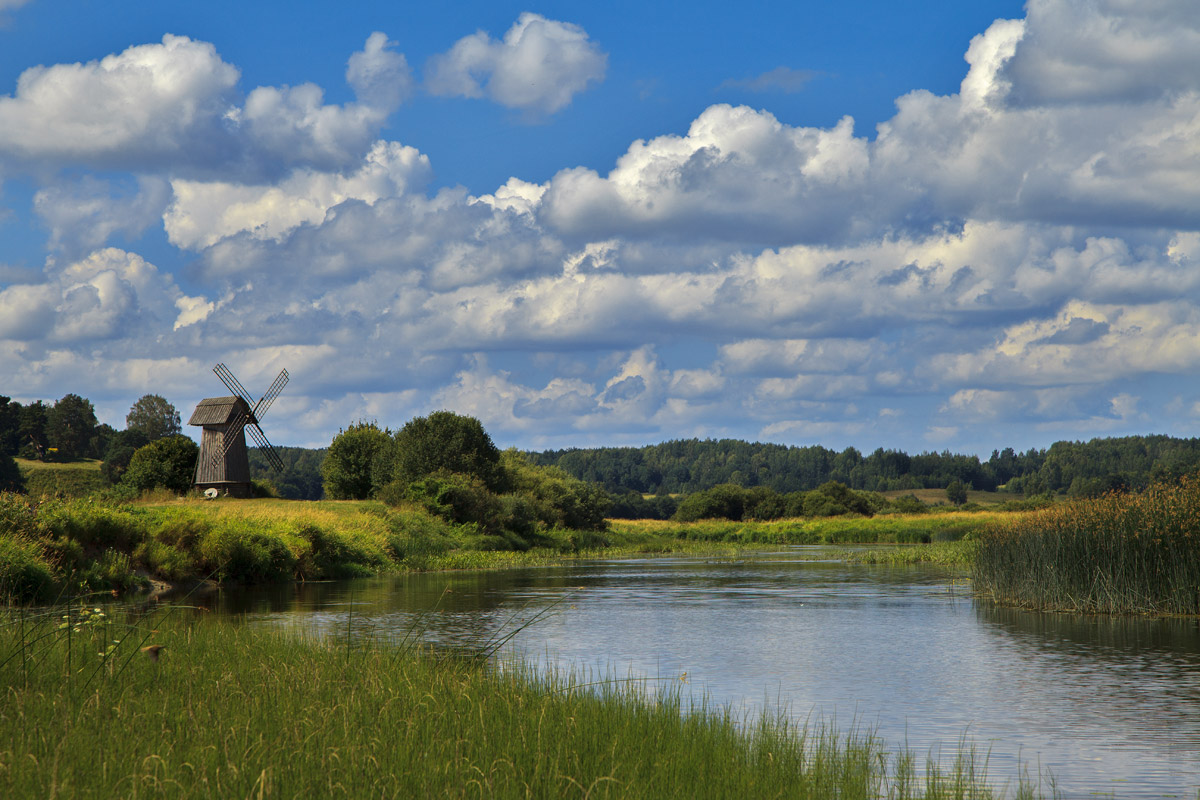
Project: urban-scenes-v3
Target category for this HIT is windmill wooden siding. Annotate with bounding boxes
[189,396,253,496]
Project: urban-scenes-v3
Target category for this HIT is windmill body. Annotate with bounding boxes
[188,364,288,498]
[189,396,254,496]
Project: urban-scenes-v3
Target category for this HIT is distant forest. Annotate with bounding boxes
[7,390,1200,505]
[527,435,1200,498]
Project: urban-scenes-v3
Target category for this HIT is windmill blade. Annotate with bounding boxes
[213,363,254,406]
[252,369,289,420]
[246,423,285,471]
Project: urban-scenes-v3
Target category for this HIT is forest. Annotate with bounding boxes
[6,392,1200,506]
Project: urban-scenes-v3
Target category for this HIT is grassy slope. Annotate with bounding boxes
[0,607,1048,799]
[15,457,102,471]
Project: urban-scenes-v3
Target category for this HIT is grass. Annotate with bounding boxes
[17,458,108,498]
[14,457,103,471]
[972,476,1200,615]
[612,512,1017,546]
[0,604,1053,799]
[838,540,977,568]
[0,494,784,602]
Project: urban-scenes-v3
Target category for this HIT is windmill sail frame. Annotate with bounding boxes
[189,364,288,497]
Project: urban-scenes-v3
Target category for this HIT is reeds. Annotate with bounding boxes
[0,606,1053,799]
[972,476,1200,614]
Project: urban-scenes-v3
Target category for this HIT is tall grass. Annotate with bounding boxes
[972,476,1200,614]
[612,513,1010,546]
[0,606,1051,799]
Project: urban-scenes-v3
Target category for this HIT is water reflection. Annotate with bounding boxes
[202,550,1200,798]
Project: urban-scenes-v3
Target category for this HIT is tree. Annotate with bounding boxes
[946,479,968,506]
[46,394,97,461]
[393,411,504,491]
[321,422,393,500]
[126,394,182,441]
[0,452,24,493]
[0,396,21,457]
[123,435,199,494]
[102,429,151,485]
[18,401,48,460]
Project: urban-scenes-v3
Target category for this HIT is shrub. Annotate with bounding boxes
[404,471,502,529]
[393,411,505,491]
[0,533,56,602]
[322,422,393,500]
[197,522,298,583]
[673,484,746,522]
[123,435,198,494]
[0,453,24,493]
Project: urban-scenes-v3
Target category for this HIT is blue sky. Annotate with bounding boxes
[3,0,1200,457]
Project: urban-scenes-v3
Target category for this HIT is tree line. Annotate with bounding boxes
[528,435,1200,498]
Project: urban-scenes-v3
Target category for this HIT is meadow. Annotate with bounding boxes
[0,603,1050,799]
[1,491,1010,604]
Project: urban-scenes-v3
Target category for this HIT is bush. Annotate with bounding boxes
[0,533,56,602]
[393,411,505,491]
[673,484,746,522]
[123,435,199,494]
[322,422,393,500]
[0,453,24,493]
[890,494,928,514]
[403,471,502,529]
[502,450,609,531]
[197,522,298,583]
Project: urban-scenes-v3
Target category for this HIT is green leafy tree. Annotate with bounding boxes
[0,396,22,457]
[123,435,199,494]
[17,401,48,460]
[126,394,182,441]
[102,429,151,485]
[0,452,24,493]
[946,479,968,506]
[393,411,504,491]
[45,393,97,461]
[501,450,610,531]
[321,422,393,500]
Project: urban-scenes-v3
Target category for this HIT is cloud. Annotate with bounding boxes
[0,248,211,346]
[8,1,1200,452]
[35,176,170,259]
[164,140,431,249]
[1000,0,1200,106]
[425,13,606,114]
[346,32,413,112]
[0,33,406,179]
[719,66,818,94]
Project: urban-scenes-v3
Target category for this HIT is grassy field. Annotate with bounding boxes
[0,605,1051,799]
[15,458,108,499]
[14,457,103,471]
[612,512,1014,546]
[879,488,1022,506]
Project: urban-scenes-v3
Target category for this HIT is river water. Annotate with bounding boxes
[205,548,1200,798]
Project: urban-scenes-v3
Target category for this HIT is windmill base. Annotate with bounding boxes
[194,481,253,499]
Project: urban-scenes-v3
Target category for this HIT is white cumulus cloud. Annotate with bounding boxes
[426,13,606,114]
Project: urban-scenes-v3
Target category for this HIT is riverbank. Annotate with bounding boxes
[0,604,1050,799]
[0,493,1011,604]
[972,476,1200,615]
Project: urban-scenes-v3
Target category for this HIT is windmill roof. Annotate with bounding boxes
[188,396,251,426]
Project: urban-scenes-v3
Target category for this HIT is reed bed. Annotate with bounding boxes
[611,513,1010,546]
[972,477,1200,614]
[0,605,1050,799]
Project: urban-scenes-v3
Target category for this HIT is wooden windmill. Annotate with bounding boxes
[189,363,288,497]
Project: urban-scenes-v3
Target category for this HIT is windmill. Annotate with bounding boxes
[188,363,288,497]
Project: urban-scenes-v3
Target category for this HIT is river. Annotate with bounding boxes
[203,547,1200,798]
